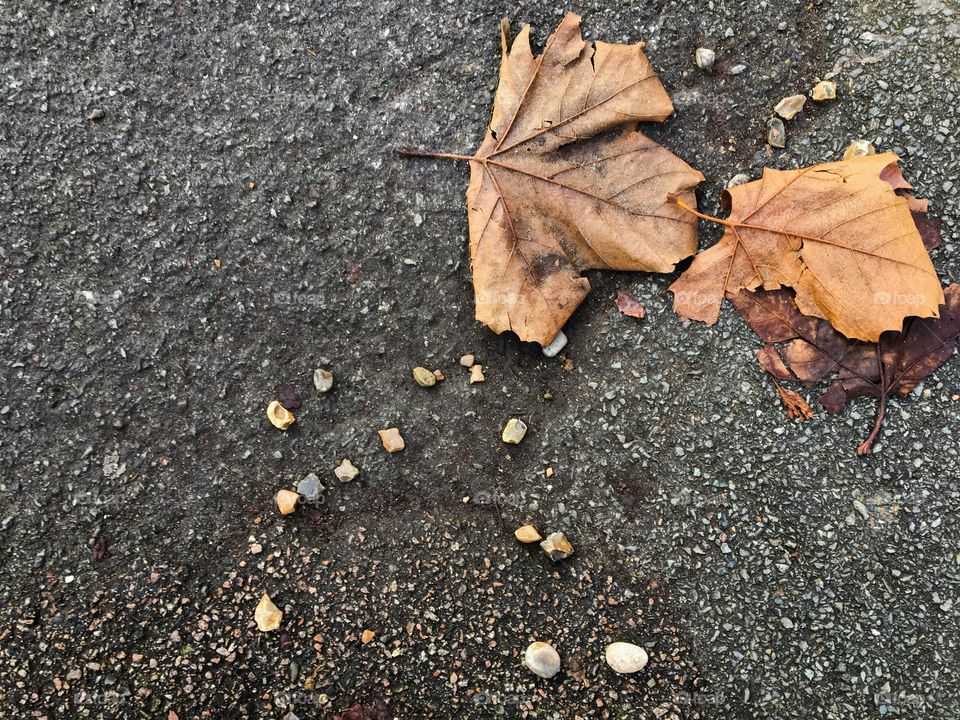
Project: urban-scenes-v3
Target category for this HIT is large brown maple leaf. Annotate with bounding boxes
[670,153,944,342]
[730,285,960,454]
[402,13,703,346]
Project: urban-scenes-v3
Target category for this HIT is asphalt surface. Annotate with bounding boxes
[1,0,959,718]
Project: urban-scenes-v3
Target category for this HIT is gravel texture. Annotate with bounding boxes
[2,0,959,718]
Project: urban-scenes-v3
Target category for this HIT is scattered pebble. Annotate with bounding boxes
[412,366,437,387]
[604,642,649,674]
[514,525,542,543]
[254,593,282,632]
[249,543,263,555]
[87,107,105,121]
[524,641,561,679]
[313,368,334,393]
[433,369,445,381]
[334,458,360,482]
[726,173,752,188]
[275,489,300,515]
[469,364,485,384]
[361,629,375,645]
[545,466,554,478]
[774,94,806,120]
[501,418,527,444]
[459,354,475,367]
[540,531,574,561]
[541,330,567,358]
[812,80,837,101]
[378,428,405,453]
[296,473,322,503]
[843,139,876,159]
[767,118,786,148]
[695,47,715,70]
[266,400,295,430]
[730,64,746,75]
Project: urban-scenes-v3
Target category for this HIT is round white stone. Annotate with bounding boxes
[604,642,648,674]
[524,641,561,679]
[541,330,568,358]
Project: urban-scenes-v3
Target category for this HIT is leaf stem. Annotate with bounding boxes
[668,194,733,226]
[857,395,886,456]
[857,358,887,456]
[397,146,475,162]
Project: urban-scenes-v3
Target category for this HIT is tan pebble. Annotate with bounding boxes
[361,629,375,645]
[501,418,527,444]
[275,489,300,515]
[774,94,806,120]
[412,366,436,387]
[266,400,295,430]
[254,593,282,632]
[249,543,263,555]
[378,428,405,453]
[515,524,542,543]
[469,364,485,384]
[843,139,876,160]
[459,353,475,367]
[334,458,360,482]
[545,467,554,478]
[433,369,445,381]
[812,80,836,101]
[540,531,574,561]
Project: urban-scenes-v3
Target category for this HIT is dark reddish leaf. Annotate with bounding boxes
[333,701,389,720]
[92,536,110,562]
[346,262,360,285]
[278,385,302,410]
[730,285,960,454]
[913,212,942,252]
[615,292,646,320]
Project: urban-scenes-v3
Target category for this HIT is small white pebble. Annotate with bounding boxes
[524,642,561,679]
[541,330,567,358]
[695,47,715,69]
[313,368,334,393]
[604,642,648,674]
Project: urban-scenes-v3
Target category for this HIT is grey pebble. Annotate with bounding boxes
[296,473,323,503]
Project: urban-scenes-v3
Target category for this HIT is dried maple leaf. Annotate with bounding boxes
[730,285,960,454]
[402,13,703,346]
[615,291,646,320]
[670,153,944,342]
[774,382,814,421]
